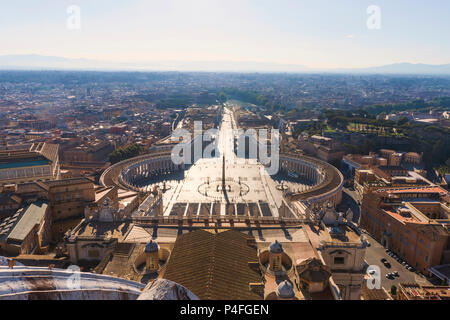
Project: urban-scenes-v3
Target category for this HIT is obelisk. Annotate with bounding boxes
[222,155,226,191]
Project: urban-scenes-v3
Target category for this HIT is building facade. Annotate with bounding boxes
[317,206,368,300]
[0,201,51,256]
[0,143,60,185]
[361,187,450,275]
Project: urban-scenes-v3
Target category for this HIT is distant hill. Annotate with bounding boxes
[0,54,310,72]
[0,54,122,71]
[0,55,449,74]
[347,63,450,75]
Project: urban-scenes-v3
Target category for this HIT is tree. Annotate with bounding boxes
[432,139,447,166]
[217,91,227,104]
[108,144,141,164]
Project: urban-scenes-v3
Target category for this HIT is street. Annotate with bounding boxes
[362,230,432,291]
[341,185,433,291]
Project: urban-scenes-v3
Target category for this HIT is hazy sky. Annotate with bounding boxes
[0,0,449,68]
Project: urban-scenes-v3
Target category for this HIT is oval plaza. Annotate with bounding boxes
[101,107,343,225]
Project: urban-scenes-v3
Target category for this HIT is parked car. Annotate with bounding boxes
[386,273,394,280]
[384,262,392,268]
[393,271,399,277]
[381,258,387,263]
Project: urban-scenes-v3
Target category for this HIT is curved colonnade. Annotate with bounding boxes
[119,154,183,192]
[101,152,343,206]
[279,154,343,206]
[100,152,174,191]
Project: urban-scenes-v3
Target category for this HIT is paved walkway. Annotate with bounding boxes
[142,106,311,219]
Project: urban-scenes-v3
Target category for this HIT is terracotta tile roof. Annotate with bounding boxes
[380,186,448,195]
[383,209,448,240]
[384,209,422,224]
[161,229,263,300]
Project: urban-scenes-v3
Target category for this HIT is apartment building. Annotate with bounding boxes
[361,187,450,275]
[0,142,60,185]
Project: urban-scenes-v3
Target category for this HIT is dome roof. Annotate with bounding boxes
[276,280,294,299]
[144,240,159,253]
[138,279,199,300]
[269,240,283,253]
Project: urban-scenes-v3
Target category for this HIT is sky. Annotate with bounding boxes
[0,0,449,69]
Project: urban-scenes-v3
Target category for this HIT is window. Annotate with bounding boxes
[334,257,345,265]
